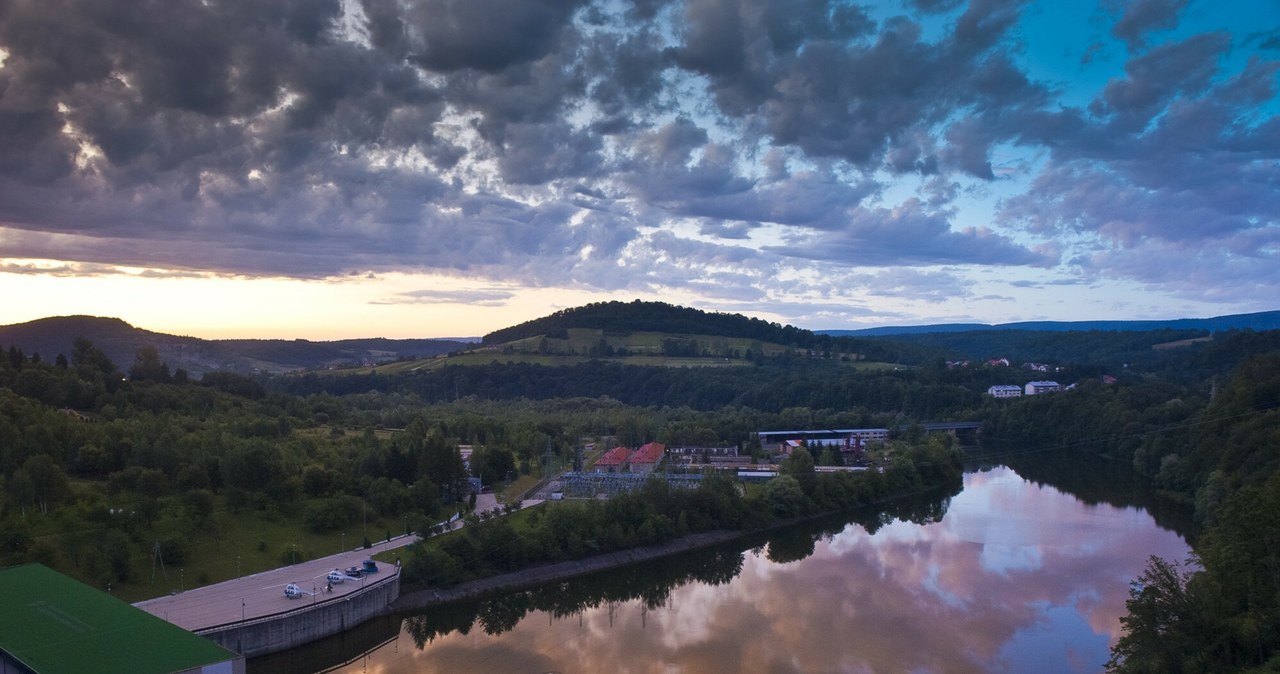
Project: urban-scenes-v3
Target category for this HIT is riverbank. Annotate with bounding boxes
[390,490,943,610]
[392,528,745,611]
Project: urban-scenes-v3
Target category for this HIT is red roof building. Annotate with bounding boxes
[594,446,631,472]
[630,442,666,473]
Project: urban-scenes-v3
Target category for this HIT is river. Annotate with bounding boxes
[250,463,1191,674]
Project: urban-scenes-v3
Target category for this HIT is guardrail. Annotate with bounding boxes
[195,568,400,636]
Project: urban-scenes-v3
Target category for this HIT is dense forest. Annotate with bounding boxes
[870,328,1210,369]
[2,303,1280,671]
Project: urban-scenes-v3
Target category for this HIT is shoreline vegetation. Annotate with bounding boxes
[392,474,961,614]
[393,528,744,611]
[393,438,963,602]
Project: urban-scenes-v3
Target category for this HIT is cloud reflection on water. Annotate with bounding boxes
[345,466,1189,674]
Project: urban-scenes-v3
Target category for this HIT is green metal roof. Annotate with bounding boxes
[0,564,240,674]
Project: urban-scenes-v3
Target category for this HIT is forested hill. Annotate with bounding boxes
[482,300,814,346]
[0,316,469,375]
[822,309,1280,336]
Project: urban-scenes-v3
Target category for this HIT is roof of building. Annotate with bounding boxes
[632,442,666,464]
[756,428,889,437]
[0,564,241,674]
[595,446,631,466]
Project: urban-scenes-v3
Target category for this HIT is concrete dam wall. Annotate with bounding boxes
[197,571,400,659]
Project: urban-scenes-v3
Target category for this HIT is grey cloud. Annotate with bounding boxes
[669,0,876,116]
[496,122,604,185]
[374,288,515,306]
[1107,0,1187,50]
[0,0,1273,317]
[698,221,755,240]
[855,268,972,302]
[628,129,880,229]
[402,0,588,73]
[1004,55,1279,245]
[1089,238,1280,306]
[1092,32,1228,129]
[583,29,671,122]
[775,199,1054,267]
[994,22,1279,302]
[740,3,1046,175]
[909,0,964,13]
[636,118,708,166]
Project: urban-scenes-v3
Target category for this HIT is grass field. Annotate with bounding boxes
[60,496,414,604]
[323,350,897,375]
[316,326,885,376]
[1152,336,1214,350]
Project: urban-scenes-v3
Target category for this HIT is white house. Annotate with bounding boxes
[987,385,1023,398]
[1025,380,1062,395]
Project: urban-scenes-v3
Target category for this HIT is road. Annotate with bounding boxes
[134,493,536,631]
[133,536,418,631]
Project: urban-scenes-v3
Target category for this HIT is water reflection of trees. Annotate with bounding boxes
[403,543,746,646]
[973,450,1196,539]
[402,481,959,648]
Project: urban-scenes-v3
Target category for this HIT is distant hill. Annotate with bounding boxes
[819,310,1280,336]
[482,300,811,346]
[0,316,470,376]
[462,300,951,366]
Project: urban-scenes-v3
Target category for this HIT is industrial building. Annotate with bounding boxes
[0,564,244,674]
[754,428,889,455]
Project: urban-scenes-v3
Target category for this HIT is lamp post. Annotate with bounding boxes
[341,531,346,553]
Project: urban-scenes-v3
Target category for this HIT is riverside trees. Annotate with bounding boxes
[401,445,962,591]
[983,351,1280,673]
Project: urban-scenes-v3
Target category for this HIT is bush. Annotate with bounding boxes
[279,545,306,565]
[304,495,362,532]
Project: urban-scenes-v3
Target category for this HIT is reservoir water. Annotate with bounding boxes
[253,464,1190,673]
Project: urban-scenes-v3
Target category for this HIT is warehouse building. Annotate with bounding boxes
[0,564,244,674]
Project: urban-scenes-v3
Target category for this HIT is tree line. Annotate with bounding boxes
[980,347,1280,672]
[401,438,963,589]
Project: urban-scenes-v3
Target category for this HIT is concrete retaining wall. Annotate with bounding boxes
[197,572,400,659]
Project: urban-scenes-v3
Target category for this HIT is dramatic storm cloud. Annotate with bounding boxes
[0,0,1275,334]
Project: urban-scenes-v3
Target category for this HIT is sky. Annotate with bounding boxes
[0,0,1277,340]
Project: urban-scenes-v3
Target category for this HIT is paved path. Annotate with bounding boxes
[134,535,418,631]
[133,498,542,631]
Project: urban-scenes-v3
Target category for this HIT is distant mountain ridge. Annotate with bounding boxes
[0,316,470,376]
[7,307,1277,378]
[818,310,1280,336]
